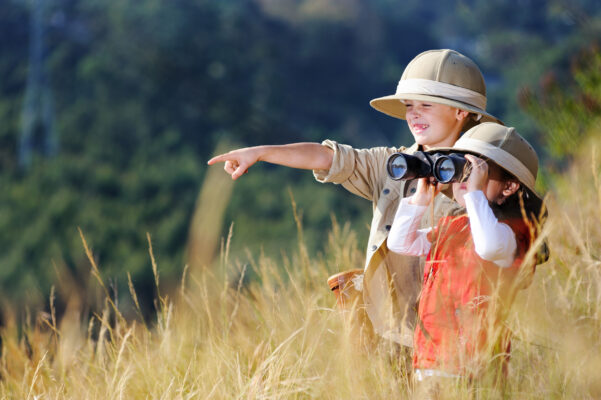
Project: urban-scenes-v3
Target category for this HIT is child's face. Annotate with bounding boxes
[453,179,505,208]
[404,101,468,149]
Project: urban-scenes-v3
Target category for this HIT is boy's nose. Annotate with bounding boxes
[407,109,420,119]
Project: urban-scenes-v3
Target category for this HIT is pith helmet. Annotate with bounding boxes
[370,49,501,128]
[441,122,541,200]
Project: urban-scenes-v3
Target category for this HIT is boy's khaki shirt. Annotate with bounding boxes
[314,140,464,347]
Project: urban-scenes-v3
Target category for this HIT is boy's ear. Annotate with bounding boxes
[455,109,470,121]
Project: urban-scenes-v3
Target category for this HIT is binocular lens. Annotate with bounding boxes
[433,154,468,183]
[386,152,432,180]
[436,158,456,183]
[388,154,408,180]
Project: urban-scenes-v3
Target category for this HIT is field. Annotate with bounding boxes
[1,136,600,399]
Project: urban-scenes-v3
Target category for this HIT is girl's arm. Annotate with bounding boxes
[465,191,517,268]
[463,154,517,268]
[387,179,433,256]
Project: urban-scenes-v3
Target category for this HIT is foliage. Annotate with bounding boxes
[520,46,601,163]
[0,0,429,306]
[1,0,601,309]
[432,0,601,149]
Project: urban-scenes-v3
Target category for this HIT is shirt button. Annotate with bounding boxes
[385,225,391,231]
[383,188,390,195]
[371,245,378,251]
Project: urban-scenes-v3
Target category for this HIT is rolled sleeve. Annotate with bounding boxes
[313,139,404,201]
[312,140,357,183]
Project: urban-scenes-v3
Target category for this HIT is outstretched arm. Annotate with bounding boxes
[207,143,334,180]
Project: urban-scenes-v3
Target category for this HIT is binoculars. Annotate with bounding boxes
[386,151,470,183]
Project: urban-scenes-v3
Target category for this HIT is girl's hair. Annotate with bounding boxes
[489,163,549,264]
[489,164,544,224]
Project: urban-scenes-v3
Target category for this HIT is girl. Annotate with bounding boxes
[387,122,544,390]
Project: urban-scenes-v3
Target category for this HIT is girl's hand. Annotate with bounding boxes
[408,178,439,206]
[464,154,488,192]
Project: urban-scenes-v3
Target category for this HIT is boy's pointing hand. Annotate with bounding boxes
[208,147,260,180]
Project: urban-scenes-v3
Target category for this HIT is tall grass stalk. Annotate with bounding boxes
[0,137,600,398]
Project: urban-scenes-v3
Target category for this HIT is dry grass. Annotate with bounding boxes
[1,137,600,399]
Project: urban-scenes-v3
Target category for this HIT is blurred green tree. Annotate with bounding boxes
[0,0,600,316]
[520,46,601,165]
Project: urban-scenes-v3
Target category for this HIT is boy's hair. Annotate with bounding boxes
[461,113,480,132]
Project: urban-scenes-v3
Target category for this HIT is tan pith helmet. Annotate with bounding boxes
[437,122,541,201]
[370,49,501,128]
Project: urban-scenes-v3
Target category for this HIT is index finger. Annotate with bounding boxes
[207,153,232,165]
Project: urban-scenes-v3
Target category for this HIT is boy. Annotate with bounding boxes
[208,49,499,348]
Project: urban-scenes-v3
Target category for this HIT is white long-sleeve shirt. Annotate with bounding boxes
[387,191,517,268]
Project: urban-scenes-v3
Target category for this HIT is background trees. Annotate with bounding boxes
[0,0,599,311]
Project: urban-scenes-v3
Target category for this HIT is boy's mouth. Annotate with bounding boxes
[411,123,429,133]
